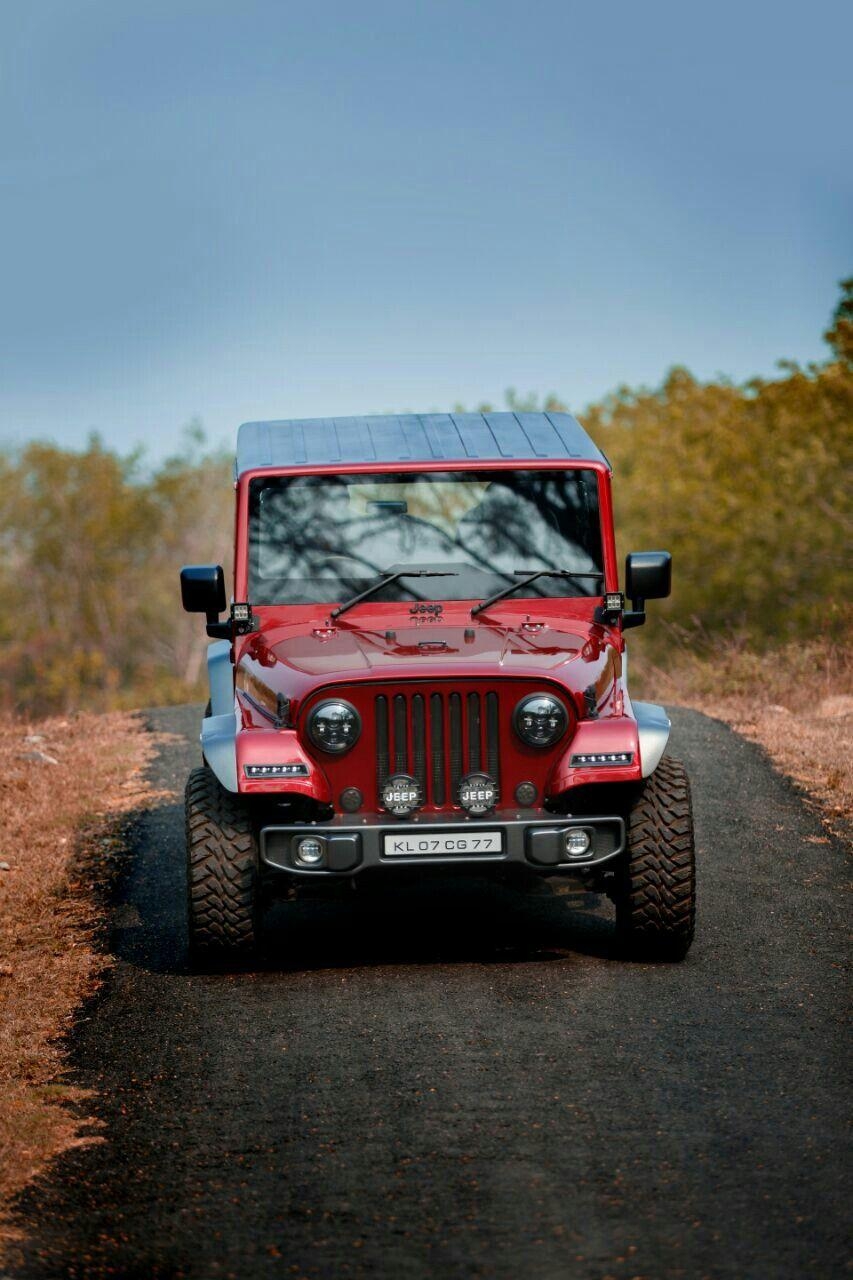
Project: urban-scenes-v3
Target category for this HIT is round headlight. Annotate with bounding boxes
[306,699,361,754]
[513,693,569,748]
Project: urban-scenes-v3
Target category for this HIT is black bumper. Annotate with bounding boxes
[260,810,625,877]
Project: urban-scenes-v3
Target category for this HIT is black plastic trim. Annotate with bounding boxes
[260,812,625,877]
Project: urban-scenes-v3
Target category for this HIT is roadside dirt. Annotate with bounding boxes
[0,712,155,1248]
[690,696,852,842]
[639,639,853,843]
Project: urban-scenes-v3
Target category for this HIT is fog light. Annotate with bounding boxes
[458,772,498,816]
[381,773,423,817]
[564,829,591,858]
[295,837,325,867]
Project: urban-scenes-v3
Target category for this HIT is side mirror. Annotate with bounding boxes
[180,566,259,640]
[180,565,232,638]
[180,564,226,615]
[623,551,671,629]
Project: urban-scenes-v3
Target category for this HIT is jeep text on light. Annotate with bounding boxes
[180,413,696,964]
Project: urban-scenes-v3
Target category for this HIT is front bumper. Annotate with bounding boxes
[260,810,625,877]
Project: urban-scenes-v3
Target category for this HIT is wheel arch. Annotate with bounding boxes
[633,700,671,777]
[202,640,238,792]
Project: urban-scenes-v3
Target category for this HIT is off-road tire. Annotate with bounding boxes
[613,755,696,961]
[185,765,259,960]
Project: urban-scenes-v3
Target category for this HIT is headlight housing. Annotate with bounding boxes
[513,693,569,748]
[306,699,361,754]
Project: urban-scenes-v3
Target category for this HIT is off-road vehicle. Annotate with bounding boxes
[180,413,695,962]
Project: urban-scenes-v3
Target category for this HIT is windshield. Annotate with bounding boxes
[248,469,604,606]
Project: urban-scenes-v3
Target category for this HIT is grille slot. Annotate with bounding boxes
[375,688,501,809]
[393,695,407,773]
[412,693,426,794]
[430,693,445,804]
[467,692,481,771]
[376,695,389,789]
[486,691,500,785]
[449,693,463,797]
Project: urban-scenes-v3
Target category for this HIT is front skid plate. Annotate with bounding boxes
[260,812,625,876]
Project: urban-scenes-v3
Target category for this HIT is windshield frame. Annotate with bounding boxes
[235,459,618,609]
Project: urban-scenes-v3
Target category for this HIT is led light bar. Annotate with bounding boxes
[230,601,258,636]
[570,752,634,767]
[244,763,309,778]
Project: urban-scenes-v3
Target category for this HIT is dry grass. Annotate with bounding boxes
[635,637,853,842]
[0,711,154,1246]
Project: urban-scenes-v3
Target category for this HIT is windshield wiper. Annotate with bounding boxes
[471,569,604,617]
[331,569,459,619]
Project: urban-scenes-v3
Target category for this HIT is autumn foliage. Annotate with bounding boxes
[0,433,233,712]
[589,295,852,644]
[0,282,850,715]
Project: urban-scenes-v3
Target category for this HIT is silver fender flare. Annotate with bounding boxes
[633,700,671,777]
[201,640,238,792]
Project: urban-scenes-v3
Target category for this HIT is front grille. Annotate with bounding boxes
[375,689,501,809]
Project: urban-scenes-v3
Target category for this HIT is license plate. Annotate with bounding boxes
[383,830,503,857]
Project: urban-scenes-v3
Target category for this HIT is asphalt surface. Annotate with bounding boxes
[10,705,851,1280]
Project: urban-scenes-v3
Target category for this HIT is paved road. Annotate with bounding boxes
[11,706,851,1279]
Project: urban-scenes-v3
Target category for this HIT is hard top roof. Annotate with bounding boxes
[236,412,607,477]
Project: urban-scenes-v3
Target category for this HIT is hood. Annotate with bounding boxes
[266,621,588,676]
[236,606,622,713]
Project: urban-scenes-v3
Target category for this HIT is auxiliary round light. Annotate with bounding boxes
[340,787,363,813]
[513,693,569,748]
[296,837,325,867]
[564,829,591,858]
[306,699,361,754]
[458,772,498,816]
[381,773,423,817]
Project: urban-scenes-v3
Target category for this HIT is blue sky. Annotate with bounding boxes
[1,0,850,458]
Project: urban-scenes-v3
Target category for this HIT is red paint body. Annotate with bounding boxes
[229,460,643,811]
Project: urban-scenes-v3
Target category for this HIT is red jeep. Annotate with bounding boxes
[180,413,695,962]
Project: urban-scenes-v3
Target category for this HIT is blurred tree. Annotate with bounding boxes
[452,390,567,414]
[0,281,848,713]
[0,429,231,712]
[585,332,851,649]
[505,388,568,413]
[825,277,853,363]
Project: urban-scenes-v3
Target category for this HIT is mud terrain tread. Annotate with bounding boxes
[615,755,696,961]
[185,766,258,956]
